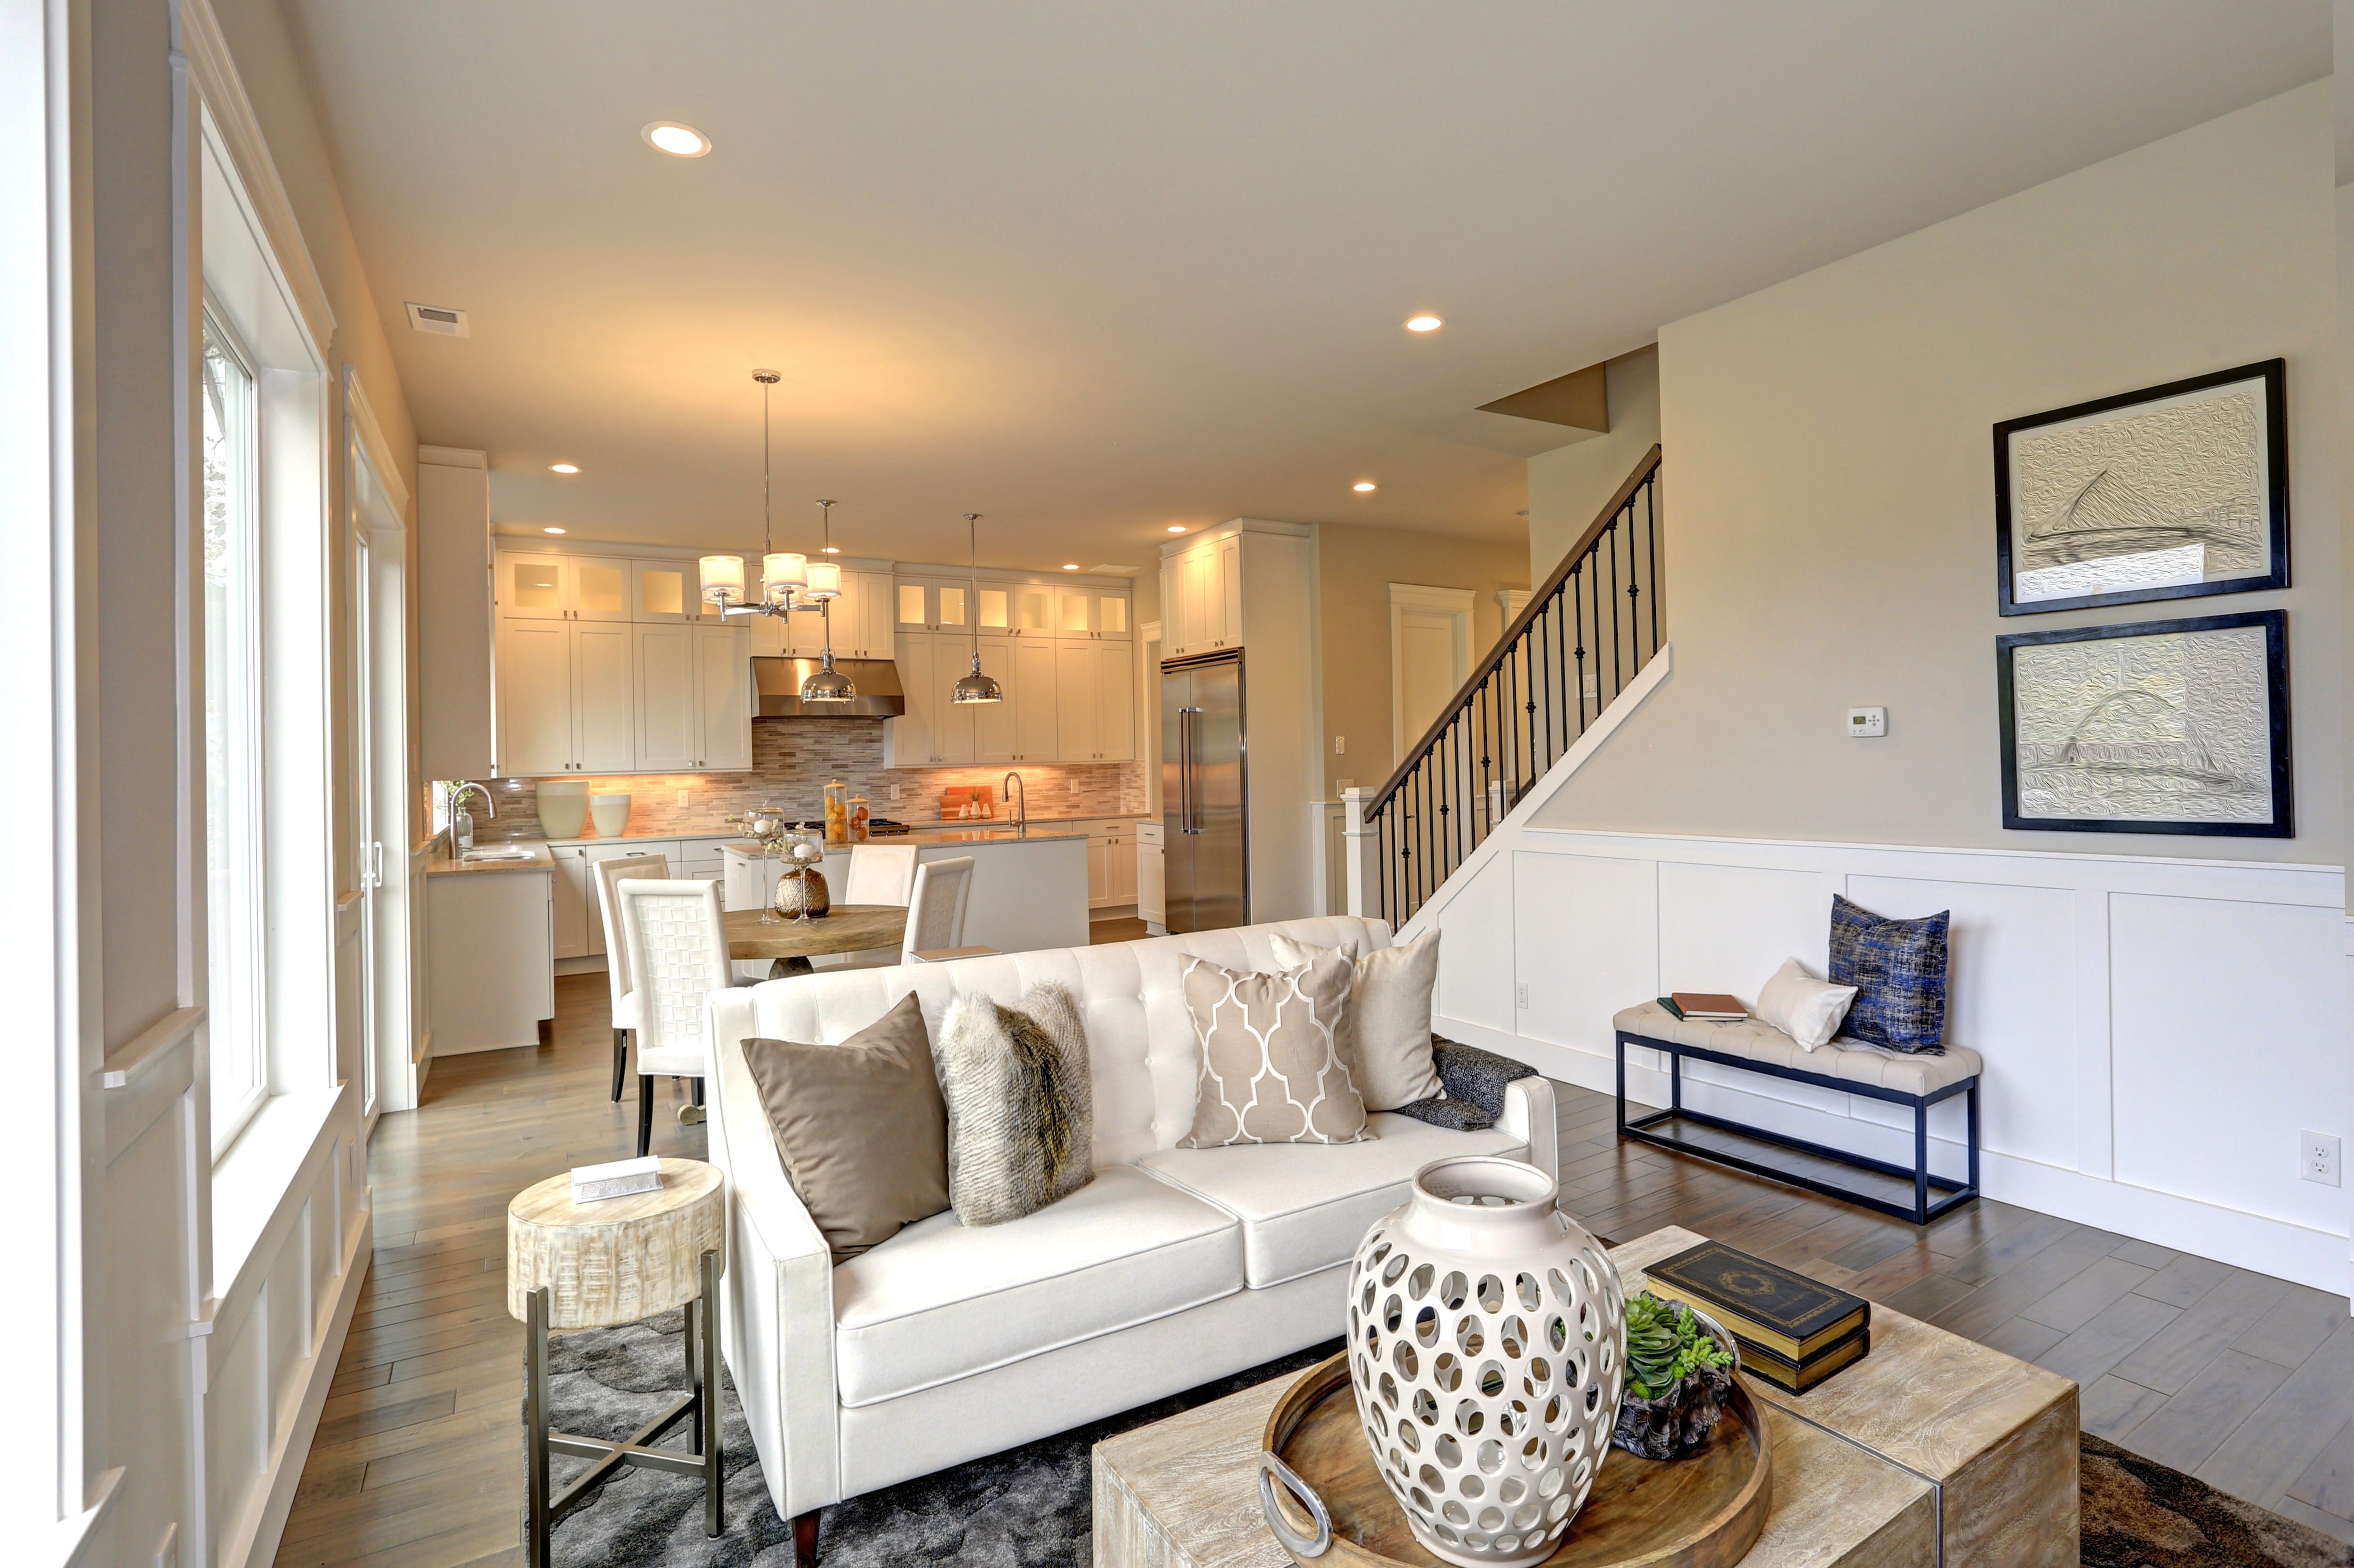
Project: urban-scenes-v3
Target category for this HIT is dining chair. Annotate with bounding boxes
[815,843,924,968]
[595,854,673,1102]
[831,855,983,970]
[615,879,733,1159]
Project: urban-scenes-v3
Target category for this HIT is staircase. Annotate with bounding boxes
[1348,445,1663,927]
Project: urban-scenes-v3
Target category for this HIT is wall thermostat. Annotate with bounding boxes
[1847,707,1887,738]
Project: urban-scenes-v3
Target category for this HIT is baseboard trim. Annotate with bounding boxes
[1439,1011,2350,1295]
[228,1204,374,1568]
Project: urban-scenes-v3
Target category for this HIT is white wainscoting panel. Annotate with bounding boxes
[2110,891,2345,1236]
[1404,822,2347,1294]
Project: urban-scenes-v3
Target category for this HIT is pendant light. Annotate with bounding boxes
[951,513,1003,704]
[805,499,842,599]
[750,371,806,606]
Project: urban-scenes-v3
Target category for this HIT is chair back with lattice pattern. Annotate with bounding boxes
[843,843,920,906]
[596,855,672,1013]
[615,879,731,1077]
[900,856,975,960]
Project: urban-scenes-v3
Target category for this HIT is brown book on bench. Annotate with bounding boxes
[1669,991,1747,1021]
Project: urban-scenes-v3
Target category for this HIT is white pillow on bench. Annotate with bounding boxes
[1754,958,1857,1050]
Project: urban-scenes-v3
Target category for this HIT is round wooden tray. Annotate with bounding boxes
[1259,1352,1771,1568]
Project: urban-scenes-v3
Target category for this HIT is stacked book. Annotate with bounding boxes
[1642,1239,1870,1394]
[1659,991,1746,1022]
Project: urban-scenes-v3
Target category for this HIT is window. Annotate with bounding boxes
[202,313,267,1150]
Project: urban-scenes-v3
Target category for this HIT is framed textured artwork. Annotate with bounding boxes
[1994,359,2287,616]
[1996,609,2290,837]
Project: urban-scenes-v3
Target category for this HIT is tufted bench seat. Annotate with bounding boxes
[1612,1000,1981,1223]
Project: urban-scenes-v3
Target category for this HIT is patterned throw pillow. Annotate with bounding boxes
[1828,895,1949,1053]
[935,981,1095,1226]
[1177,953,1372,1147]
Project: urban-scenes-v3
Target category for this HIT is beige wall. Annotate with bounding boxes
[1526,344,1660,586]
[1315,523,1530,796]
[1538,83,2341,867]
[213,0,421,859]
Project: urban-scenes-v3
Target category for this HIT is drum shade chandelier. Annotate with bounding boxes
[698,371,853,700]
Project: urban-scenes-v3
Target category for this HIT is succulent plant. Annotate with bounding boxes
[1622,1291,1733,1401]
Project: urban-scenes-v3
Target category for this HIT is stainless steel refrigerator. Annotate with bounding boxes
[1161,651,1248,932]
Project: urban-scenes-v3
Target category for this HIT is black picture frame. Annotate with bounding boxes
[1996,609,2291,838]
[1994,359,2288,616]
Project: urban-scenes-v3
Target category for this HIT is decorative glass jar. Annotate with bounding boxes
[1345,1156,1627,1568]
[772,837,830,920]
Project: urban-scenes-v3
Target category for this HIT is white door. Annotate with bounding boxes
[1011,637,1059,762]
[1093,638,1136,761]
[1055,638,1097,760]
[497,618,574,775]
[1390,585,1475,764]
[695,622,752,769]
[573,622,637,771]
[634,624,699,770]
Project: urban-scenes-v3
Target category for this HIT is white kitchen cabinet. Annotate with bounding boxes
[1137,819,1165,927]
[1075,818,1142,909]
[1048,637,1135,762]
[498,551,631,622]
[1217,534,1243,647]
[548,844,593,958]
[1009,637,1059,762]
[1012,585,1054,639]
[888,631,976,766]
[635,623,751,771]
[834,570,893,658]
[630,559,722,623]
[1161,535,1243,657]
[497,617,637,776]
[1056,587,1131,640]
[894,579,970,633]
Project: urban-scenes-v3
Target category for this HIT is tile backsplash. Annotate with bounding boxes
[474,719,1147,840]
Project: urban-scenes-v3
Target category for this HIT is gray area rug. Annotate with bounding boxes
[539,1308,1338,1567]
[541,1314,2354,1567]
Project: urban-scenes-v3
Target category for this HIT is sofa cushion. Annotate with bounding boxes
[1138,1112,1526,1288]
[1612,1001,1982,1096]
[831,1164,1243,1407]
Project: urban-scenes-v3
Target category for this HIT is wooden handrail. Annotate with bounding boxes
[1368,444,1661,813]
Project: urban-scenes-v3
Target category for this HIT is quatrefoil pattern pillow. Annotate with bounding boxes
[1177,953,1372,1147]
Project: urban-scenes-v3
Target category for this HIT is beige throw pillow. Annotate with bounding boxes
[1178,953,1372,1147]
[1267,929,1443,1111]
[741,992,949,1263]
[1753,957,1859,1051]
[935,981,1095,1226]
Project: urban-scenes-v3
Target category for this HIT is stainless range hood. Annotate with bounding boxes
[752,656,906,717]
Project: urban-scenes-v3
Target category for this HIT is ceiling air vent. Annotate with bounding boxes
[404,302,470,338]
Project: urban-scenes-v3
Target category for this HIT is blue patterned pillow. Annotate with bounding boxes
[1828,896,1948,1053]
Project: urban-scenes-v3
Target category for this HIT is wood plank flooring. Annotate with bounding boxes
[273,971,2354,1565]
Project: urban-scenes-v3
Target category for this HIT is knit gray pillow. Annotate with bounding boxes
[935,981,1095,1226]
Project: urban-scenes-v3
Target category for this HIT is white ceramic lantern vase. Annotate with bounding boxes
[1346,1156,1627,1568]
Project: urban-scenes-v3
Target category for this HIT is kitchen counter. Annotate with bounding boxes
[423,843,554,876]
[718,826,1089,853]
[464,811,1149,849]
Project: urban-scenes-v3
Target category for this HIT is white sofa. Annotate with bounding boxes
[703,915,1559,1528]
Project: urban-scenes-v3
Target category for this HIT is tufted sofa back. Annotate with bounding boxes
[706,915,1392,1166]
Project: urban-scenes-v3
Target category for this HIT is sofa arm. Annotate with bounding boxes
[704,993,843,1518]
[1500,1073,1558,1184]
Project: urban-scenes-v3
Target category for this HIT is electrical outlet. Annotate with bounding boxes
[1515,981,1529,1010]
[1334,735,1346,755]
[1848,707,1887,737]
[2301,1131,2341,1186]
[1581,673,1598,700]
[889,783,901,801]
[675,788,690,808]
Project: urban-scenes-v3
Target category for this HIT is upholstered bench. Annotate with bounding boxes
[1612,1000,1982,1223]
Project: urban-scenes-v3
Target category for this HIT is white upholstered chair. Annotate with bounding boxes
[813,843,923,969]
[595,854,673,1102]
[615,878,734,1158]
[824,854,983,971]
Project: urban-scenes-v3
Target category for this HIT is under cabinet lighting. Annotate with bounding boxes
[642,122,711,158]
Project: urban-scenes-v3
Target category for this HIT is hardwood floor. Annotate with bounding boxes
[274,973,2354,1566]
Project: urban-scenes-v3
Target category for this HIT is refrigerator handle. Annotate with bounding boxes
[1180,706,1202,834]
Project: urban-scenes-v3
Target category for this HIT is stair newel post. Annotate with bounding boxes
[1343,788,1380,921]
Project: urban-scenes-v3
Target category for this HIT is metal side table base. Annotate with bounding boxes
[524,1246,724,1566]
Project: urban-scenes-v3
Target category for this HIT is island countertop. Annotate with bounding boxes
[423,843,555,877]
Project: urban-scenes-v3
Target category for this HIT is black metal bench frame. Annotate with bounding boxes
[1615,1027,1981,1224]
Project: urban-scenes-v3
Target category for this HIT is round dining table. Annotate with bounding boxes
[723,904,908,978]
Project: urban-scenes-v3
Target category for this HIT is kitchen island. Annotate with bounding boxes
[422,842,555,1058]
[721,827,1089,957]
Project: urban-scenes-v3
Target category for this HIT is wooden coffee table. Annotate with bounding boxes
[1094,1225,2080,1568]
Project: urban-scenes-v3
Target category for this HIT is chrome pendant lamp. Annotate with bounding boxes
[798,497,854,702]
[950,512,1002,704]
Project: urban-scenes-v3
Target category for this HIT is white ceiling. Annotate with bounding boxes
[282,1,2326,572]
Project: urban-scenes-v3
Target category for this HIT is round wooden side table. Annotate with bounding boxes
[507,1158,728,1567]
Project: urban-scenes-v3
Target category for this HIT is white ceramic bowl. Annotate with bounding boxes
[536,780,589,840]
[590,793,632,839]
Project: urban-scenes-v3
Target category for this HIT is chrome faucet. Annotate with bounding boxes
[447,780,495,852]
[1002,772,1026,836]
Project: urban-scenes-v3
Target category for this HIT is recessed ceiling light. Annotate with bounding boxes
[1404,314,1443,332]
[820,545,841,554]
[1061,563,1080,571]
[542,526,567,535]
[1166,524,1187,533]
[1353,481,1378,492]
[550,463,580,474]
[641,121,711,158]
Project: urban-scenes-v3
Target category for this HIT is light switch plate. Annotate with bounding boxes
[1334,735,1346,755]
[2302,1131,2341,1186]
[1847,707,1887,737]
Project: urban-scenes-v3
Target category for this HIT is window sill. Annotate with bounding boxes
[211,1084,345,1293]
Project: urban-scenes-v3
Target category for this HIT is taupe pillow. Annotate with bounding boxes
[935,981,1095,1226]
[742,992,948,1263]
[1267,930,1443,1111]
[1178,953,1372,1147]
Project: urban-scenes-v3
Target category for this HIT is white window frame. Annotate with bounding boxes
[201,300,270,1154]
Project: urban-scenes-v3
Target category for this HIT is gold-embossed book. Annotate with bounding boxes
[1643,1239,1870,1363]
[1726,1324,1871,1393]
